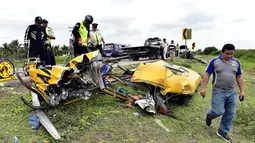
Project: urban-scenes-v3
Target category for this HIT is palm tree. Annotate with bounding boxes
[9,40,22,57]
[18,46,27,59]
[0,46,3,58]
[52,45,60,56]
[61,45,69,55]
[1,43,11,57]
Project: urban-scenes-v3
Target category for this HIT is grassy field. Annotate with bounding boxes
[0,56,254,143]
[10,55,70,69]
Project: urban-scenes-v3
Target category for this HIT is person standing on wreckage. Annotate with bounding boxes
[72,15,94,57]
[24,16,51,66]
[89,23,106,57]
[42,19,56,65]
[200,43,245,143]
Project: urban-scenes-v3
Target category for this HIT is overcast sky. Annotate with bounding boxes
[0,0,254,50]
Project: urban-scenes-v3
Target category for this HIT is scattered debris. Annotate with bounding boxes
[133,112,141,117]
[13,136,19,143]
[154,118,170,132]
[28,114,41,130]
[15,50,201,139]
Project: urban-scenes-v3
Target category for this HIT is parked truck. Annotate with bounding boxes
[123,37,162,61]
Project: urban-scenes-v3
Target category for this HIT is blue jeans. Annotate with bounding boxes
[207,88,237,134]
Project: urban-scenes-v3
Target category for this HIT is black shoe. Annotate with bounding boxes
[206,115,212,127]
[217,131,232,143]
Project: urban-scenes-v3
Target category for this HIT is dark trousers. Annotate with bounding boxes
[95,44,105,56]
[160,48,164,60]
[176,50,179,57]
[46,44,56,65]
[29,47,51,65]
[48,50,56,65]
[73,45,88,57]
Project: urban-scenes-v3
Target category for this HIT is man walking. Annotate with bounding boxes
[200,43,245,143]
[89,23,106,56]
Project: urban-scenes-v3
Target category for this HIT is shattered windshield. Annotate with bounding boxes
[164,63,188,73]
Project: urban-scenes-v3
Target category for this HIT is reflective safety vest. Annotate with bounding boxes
[89,30,102,46]
[78,22,88,46]
[46,27,54,44]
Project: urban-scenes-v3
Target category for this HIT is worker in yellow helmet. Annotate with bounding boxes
[72,15,93,57]
[42,19,56,65]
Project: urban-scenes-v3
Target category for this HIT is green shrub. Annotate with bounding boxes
[203,46,218,55]
[234,49,255,61]
[200,47,255,62]
[211,50,221,56]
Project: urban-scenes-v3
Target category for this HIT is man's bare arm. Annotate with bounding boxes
[101,37,105,43]
[69,39,73,47]
[47,35,55,39]
[202,72,211,89]
[236,75,244,93]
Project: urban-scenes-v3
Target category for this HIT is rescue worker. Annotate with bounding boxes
[176,43,180,57]
[89,23,106,56]
[69,33,75,57]
[168,40,176,63]
[69,33,75,48]
[162,38,169,59]
[72,15,93,57]
[24,16,50,65]
[160,38,164,60]
[42,19,56,65]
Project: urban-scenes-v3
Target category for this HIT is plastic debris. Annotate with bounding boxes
[154,118,170,132]
[13,136,18,143]
[133,112,141,117]
[28,114,41,130]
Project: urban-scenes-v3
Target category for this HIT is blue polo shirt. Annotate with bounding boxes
[206,54,242,90]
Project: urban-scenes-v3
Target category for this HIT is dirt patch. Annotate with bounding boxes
[246,69,255,76]
[0,86,28,99]
[91,132,114,142]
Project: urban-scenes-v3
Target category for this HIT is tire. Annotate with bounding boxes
[148,52,155,60]
[130,55,139,61]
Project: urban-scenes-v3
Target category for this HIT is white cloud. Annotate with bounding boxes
[0,0,254,50]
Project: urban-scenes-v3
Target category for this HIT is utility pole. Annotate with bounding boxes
[182,28,192,59]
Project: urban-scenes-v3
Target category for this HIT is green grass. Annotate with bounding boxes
[10,56,70,68]
[0,56,254,143]
[198,54,255,73]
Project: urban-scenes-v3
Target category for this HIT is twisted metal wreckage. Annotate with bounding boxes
[1,48,202,140]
